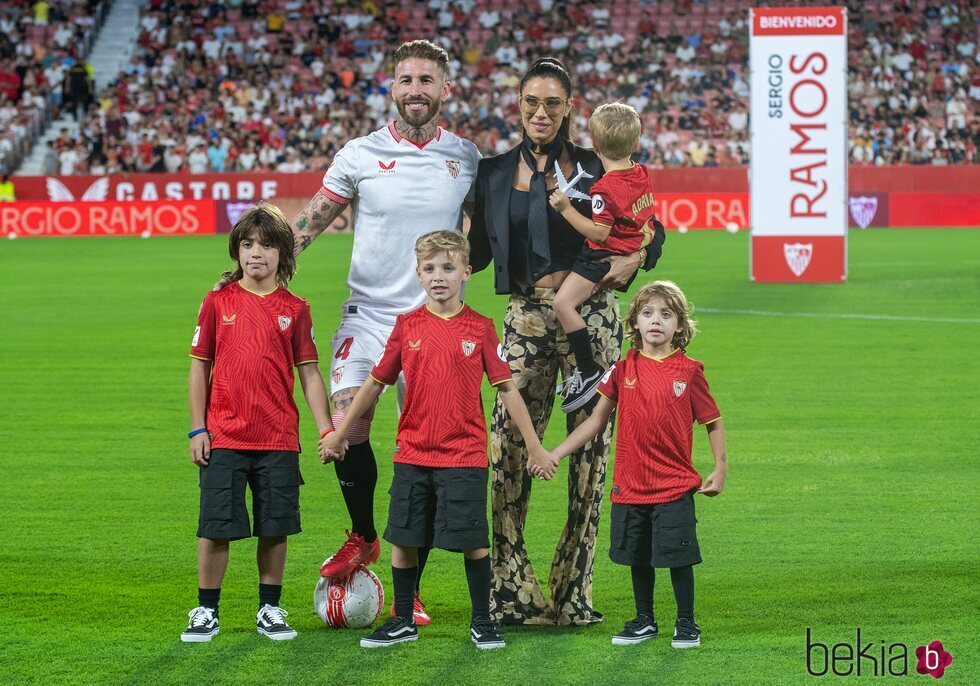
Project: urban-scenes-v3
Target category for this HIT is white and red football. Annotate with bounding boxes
[314,565,384,629]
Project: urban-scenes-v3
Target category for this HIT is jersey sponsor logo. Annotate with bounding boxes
[624,376,637,388]
[192,325,201,346]
[278,315,292,331]
[783,242,813,277]
[673,380,687,397]
[591,194,606,215]
[496,344,507,363]
[377,160,396,174]
[408,339,421,351]
[331,366,344,384]
[222,313,237,325]
[461,340,476,357]
[848,195,878,228]
[445,159,460,179]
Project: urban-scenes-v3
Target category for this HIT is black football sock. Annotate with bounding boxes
[392,565,418,621]
[630,565,654,618]
[415,547,430,592]
[566,327,600,376]
[198,587,221,611]
[258,583,282,609]
[670,565,695,621]
[464,555,492,621]
[334,441,378,542]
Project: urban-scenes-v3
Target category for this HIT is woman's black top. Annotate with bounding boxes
[507,188,585,290]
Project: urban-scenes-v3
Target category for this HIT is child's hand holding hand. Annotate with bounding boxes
[698,467,727,496]
[318,431,347,464]
[527,445,558,480]
[549,190,570,214]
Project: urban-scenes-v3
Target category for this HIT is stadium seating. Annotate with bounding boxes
[0,0,108,174]
[18,0,978,175]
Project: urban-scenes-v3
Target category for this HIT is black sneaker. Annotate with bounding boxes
[470,618,505,650]
[559,368,605,413]
[181,606,219,643]
[672,618,701,648]
[256,604,297,641]
[611,615,658,645]
[360,616,418,648]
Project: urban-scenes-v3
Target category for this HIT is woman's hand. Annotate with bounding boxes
[594,251,643,292]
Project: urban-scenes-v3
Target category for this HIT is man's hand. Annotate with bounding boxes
[190,433,211,467]
[527,445,559,480]
[212,274,233,291]
[698,468,727,496]
[595,251,643,292]
[549,189,571,214]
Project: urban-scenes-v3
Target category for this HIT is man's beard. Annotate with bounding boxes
[395,97,440,128]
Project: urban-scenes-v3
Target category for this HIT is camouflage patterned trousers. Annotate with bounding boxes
[489,287,622,626]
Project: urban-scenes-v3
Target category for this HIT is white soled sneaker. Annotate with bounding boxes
[181,606,219,643]
[256,604,297,641]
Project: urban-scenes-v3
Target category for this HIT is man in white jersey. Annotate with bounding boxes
[291,40,480,624]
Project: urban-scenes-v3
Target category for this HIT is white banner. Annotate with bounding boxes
[750,6,848,282]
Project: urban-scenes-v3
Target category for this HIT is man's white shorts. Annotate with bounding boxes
[328,309,404,405]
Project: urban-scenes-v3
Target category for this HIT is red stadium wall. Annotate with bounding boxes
[5,167,978,237]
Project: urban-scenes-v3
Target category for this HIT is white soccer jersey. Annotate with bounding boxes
[321,123,481,325]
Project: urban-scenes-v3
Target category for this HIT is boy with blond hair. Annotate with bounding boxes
[543,280,727,648]
[182,204,333,642]
[320,230,552,650]
[549,102,662,412]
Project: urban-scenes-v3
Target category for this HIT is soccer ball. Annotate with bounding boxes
[726,222,740,233]
[314,565,384,628]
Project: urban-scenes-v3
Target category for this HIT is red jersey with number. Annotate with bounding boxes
[598,348,721,504]
[190,282,319,451]
[587,163,659,255]
[371,304,511,468]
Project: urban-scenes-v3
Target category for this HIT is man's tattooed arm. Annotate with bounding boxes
[292,190,347,256]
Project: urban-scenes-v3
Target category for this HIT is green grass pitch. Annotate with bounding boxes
[1,229,977,684]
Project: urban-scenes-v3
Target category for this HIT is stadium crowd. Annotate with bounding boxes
[12,0,980,176]
[0,0,106,173]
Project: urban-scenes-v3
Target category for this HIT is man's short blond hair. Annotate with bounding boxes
[589,102,642,159]
[414,230,469,264]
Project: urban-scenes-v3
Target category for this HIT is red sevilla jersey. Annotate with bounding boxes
[598,348,721,504]
[371,304,511,468]
[587,163,659,255]
[190,282,319,452]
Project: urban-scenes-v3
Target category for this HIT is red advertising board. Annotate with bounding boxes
[655,193,749,230]
[1,201,217,237]
[750,235,846,283]
[14,172,322,203]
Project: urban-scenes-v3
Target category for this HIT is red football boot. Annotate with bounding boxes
[320,530,381,578]
[389,591,431,626]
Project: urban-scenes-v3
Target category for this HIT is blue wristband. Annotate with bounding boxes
[188,428,208,439]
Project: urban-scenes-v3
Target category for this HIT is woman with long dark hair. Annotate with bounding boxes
[469,58,665,626]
